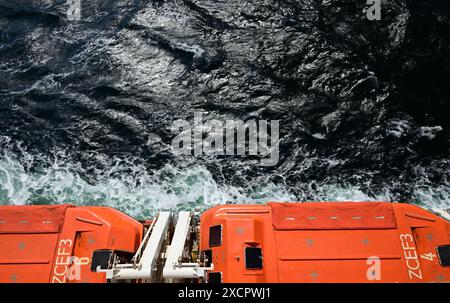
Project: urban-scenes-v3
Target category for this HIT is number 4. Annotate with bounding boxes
[420,253,436,261]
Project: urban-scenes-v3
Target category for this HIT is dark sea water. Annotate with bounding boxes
[0,0,449,218]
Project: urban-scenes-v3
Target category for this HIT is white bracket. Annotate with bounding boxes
[97,211,212,282]
[163,211,213,280]
[101,212,171,281]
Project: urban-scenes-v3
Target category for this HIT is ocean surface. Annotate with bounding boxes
[0,0,449,218]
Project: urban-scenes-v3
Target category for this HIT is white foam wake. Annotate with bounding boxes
[0,136,449,218]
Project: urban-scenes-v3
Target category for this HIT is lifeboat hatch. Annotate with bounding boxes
[209,225,222,247]
[91,250,114,271]
[245,247,263,270]
[437,245,450,266]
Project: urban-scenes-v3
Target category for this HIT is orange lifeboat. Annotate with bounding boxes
[0,204,143,283]
[199,202,450,283]
[0,202,449,283]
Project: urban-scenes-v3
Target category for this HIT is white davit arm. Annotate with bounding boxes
[163,211,213,280]
[98,211,212,282]
[104,212,172,281]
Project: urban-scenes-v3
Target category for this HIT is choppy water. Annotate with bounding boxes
[1,135,449,218]
[0,0,449,218]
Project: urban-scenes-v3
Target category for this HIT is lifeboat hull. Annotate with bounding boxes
[0,204,143,283]
[199,202,450,283]
[1,202,449,283]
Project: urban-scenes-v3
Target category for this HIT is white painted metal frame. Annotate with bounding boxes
[163,211,213,280]
[101,212,172,281]
[97,211,212,282]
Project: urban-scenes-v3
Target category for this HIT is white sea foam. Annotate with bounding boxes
[0,136,449,218]
[0,137,294,218]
